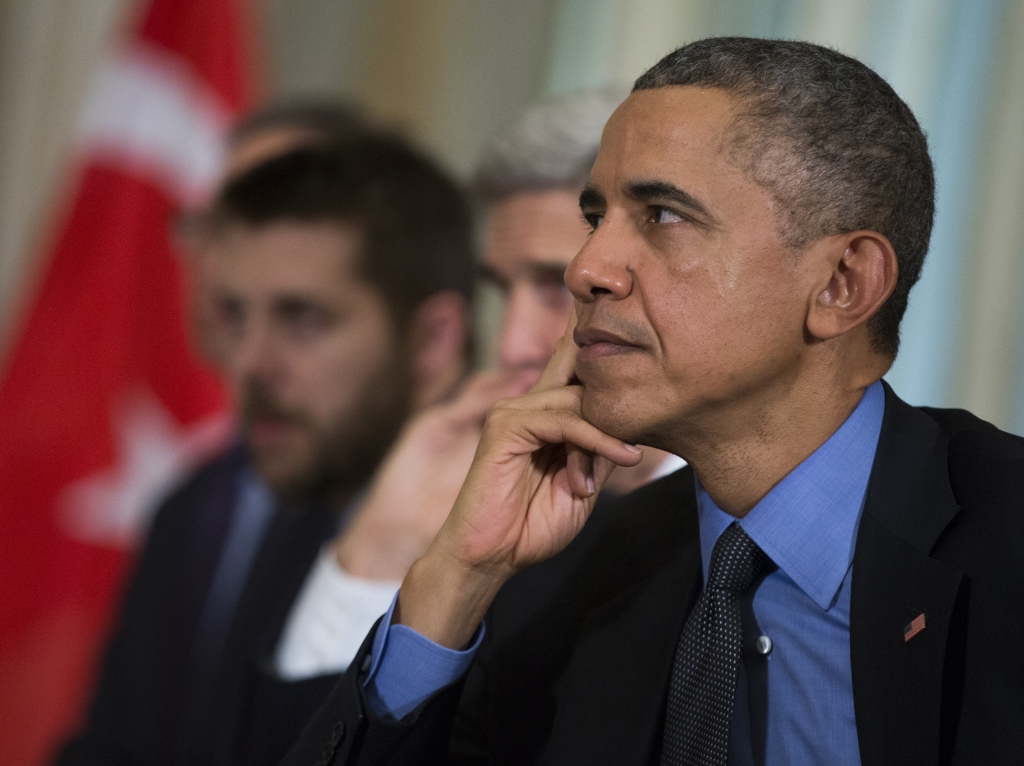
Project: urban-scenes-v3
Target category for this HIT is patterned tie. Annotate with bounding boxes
[660,523,773,766]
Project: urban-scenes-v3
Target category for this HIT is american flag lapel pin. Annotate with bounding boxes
[903,612,926,642]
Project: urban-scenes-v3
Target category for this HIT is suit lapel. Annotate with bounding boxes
[204,500,340,762]
[851,385,966,766]
[539,485,702,766]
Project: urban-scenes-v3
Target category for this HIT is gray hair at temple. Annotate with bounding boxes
[473,87,629,203]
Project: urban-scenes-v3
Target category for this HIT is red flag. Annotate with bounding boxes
[0,1,259,763]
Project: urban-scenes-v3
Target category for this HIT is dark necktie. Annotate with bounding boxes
[660,523,772,766]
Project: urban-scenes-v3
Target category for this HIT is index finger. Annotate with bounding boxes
[530,307,579,394]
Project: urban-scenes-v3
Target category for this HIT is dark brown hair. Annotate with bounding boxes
[212,137,475,326]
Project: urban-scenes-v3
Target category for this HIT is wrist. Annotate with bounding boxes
[395,547,510,650]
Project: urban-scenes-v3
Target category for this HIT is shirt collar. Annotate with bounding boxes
[695,381,886,610]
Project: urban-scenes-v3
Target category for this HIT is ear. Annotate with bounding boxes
[407,291,470,410]
[806,231,898,342]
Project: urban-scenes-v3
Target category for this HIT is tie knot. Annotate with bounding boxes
[706,523,772,595]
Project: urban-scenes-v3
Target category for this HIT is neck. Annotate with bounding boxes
[673,368,880,517]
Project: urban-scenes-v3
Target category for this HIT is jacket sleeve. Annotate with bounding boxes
[280,618,480,766]
[55,492,203,765]
[55,453,239,766]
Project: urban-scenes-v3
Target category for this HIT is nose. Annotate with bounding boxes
[226,318,280,389]
[497,283,568,373]
[564,224,633,304]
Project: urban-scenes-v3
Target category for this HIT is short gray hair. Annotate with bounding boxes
[634,38,934,358]
[473,87,629,202]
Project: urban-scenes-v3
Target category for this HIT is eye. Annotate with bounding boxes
[213,296,245,335]
[479,270,511,295]
[650,206,685,224]
[532,277,572,310]
[581,212,604,231]
[278,301,335,340]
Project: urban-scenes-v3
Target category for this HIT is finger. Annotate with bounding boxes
[592,454,617,488]
[488,408,643,468]
[530,307,579,393]
[566,444,594,497]
[495,384,583,414]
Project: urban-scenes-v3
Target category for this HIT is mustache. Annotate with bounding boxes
[573,312,652,349]
[241,385,308,426]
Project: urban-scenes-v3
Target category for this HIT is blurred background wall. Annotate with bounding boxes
[2,0,1023,431]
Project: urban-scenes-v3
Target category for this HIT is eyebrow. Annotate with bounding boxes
[579,180,718,227]
[625,180,715,222]
[477,261,569,285]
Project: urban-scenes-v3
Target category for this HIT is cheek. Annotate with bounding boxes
[649,253,805,387]
[302,320,397,425]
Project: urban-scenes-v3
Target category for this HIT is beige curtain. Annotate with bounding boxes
[3,0,1022,429]
[954,0,1024,426]
[0,0,129,354]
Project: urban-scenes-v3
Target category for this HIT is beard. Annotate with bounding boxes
[240,355,413,507]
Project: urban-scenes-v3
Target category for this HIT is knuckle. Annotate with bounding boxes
[483,406,508,430]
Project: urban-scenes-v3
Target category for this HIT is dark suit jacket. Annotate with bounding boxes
[57,447,344,766]
[284,385,1024,765]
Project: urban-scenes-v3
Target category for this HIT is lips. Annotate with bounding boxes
[573,325,642,362]
[246,415,303,449]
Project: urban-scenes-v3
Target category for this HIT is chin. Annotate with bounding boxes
[579,386,648,445]
[251,447,315,496]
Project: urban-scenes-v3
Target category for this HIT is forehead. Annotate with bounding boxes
[224,126,324,182]
[485,189,590,270]
[592,86,743,197]
[214,220,364,292]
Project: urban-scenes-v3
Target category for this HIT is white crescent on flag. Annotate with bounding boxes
[77,43,233,205]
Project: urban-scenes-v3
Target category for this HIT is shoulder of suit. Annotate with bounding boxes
[146,443,247,531]
[583,465,698,558]
[918,404,1024,507]
[603,462,695,511]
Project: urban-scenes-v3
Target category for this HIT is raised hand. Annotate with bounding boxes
[396,314,643,649]
[333,369,535,581]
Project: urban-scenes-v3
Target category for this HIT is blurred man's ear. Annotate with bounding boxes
[407,291,470,410]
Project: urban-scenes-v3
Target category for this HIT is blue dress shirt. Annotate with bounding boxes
[193,465,275,668]
[698,380,884,764]
[362,382,886,762]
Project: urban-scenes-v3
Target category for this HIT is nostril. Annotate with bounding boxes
[591,287,612,295]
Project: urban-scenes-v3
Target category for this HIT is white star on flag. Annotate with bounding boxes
[61,387,231,548]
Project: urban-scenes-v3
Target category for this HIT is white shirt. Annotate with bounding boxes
[275,545,399,679]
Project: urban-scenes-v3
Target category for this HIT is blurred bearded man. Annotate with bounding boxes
[59,136,477,766]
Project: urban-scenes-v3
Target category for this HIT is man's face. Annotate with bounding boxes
[483,189,590,382]
[210,221,410,496]
[569,87,817,452]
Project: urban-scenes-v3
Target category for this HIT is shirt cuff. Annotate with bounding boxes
[275,545,401,680]
[362,594,484,720]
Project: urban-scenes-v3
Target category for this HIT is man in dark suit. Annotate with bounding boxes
[284,38,1024,765]
[57,136,482,765]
